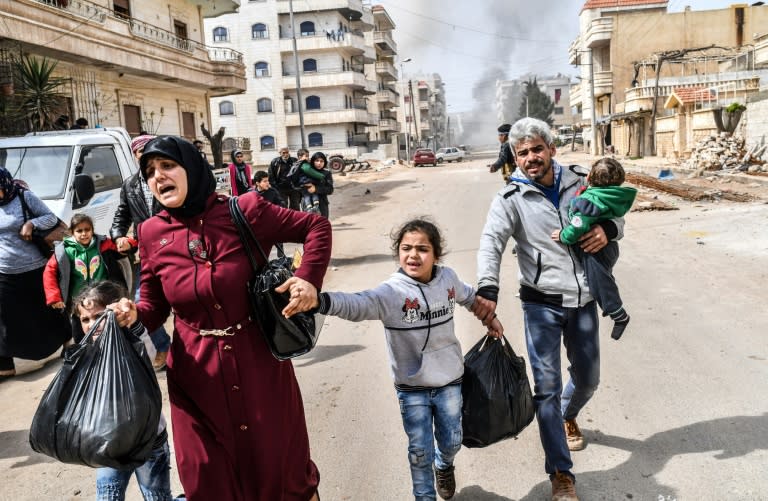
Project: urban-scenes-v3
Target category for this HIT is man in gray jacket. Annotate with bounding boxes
[473,118,623,501]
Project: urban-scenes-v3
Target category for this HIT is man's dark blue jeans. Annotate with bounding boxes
[522,300,600,476]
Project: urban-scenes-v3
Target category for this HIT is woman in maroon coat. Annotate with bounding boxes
[124,136,331,501]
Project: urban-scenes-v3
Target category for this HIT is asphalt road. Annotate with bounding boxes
[1,153,766,500]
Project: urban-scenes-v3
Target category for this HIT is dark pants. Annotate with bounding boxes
[279,188,301,211]
[578,241,623,316]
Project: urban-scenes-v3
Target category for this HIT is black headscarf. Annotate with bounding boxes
[0,167,25,206]
[139,136,217,219]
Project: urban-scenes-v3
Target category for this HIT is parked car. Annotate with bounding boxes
[436,147,465,163]
[0,127,136,235]
[412,148,437,167]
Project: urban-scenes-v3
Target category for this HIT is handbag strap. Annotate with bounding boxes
[18,189,32,222]
[229,196,289,273]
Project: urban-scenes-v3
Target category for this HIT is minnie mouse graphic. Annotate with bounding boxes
[402,297,420,323]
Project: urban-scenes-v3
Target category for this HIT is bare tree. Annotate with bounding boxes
[201,123,225,169]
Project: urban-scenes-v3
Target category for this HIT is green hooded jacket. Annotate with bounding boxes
[559,185,637,245]
[62,235,109,299]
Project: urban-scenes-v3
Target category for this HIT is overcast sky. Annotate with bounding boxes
[378,0,747,112]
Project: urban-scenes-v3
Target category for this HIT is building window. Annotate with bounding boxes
[306,95,320,110]
[554,107,564,115]
[219,101,234,115]
[260,135,275,150]
[252,23,268,39]
[257,98,273,113]
[300,21,315,36]
[308,132,323,147]
[174,20,188,40]
[213,27,228,42]
[113,0,130,19]
[254,61,270,77]
[302,58,317,73]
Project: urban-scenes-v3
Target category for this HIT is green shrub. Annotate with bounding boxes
[725,102,746,113]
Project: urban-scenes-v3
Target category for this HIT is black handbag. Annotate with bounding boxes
[19,189,69,258]
[228,196,321,360]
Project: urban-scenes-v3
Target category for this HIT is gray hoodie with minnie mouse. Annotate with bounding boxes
[318,265,475,389]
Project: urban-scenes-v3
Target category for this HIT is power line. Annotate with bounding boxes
[379,1,572,45]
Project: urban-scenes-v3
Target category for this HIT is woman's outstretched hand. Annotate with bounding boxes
[275,277,319,318]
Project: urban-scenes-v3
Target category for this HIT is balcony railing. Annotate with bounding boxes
[34,0,107,23]
[129,17,194,53]
[373,31,397,53]
[207,47,244,64]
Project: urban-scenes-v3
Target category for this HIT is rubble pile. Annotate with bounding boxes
[683,133,768,174]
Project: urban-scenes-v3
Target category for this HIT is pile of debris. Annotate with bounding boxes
[682,133,767,174]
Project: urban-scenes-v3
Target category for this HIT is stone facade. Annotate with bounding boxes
[0,0,245,139]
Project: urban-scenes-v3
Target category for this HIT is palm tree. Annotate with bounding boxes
[15,55,66,132]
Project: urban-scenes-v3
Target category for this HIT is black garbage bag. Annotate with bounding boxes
[462,335,535,448]
[29,311,162,469]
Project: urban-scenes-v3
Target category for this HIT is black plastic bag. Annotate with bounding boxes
[29,311,162,469]
[462,335,535,448]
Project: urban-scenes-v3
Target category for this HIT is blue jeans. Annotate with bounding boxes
[522,300,600,476]
[396,384,463,501]
[95,440,172,501]
[134,267,171,353]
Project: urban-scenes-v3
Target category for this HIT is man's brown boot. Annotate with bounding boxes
[564,418,586,451]
[551,471,578,501]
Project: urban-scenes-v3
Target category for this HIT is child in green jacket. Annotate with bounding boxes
[552,157,637,340]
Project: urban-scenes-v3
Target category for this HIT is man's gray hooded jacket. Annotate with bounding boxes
[477,160,624,308]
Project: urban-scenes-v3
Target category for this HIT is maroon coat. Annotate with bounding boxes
[137,192,332,501]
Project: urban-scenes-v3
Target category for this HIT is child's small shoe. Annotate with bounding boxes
[435,465,456,499]
[610,310,630,340]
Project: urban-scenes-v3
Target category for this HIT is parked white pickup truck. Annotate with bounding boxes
[0,128,138,235]
[436,147,465,163]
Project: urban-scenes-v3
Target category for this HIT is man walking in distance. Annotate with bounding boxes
[110,135,171,370]
[487,123,515,184]
[269,147,300,210]
[472,118,624,501]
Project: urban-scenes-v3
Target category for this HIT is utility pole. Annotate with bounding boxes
[400,58,412,161]
[589,48,598,156]
[409,79,418,146]
[289,0,306,148]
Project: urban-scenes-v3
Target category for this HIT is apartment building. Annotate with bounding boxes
[569,0,768,156]
[205,0,396,166]
[0,0,246,138]
[495,73,573,128]
[396,73,447,156]
[366,4,399,159]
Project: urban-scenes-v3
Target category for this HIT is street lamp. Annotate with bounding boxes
[400,58,412,162]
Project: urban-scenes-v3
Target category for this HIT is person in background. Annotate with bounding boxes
[192,140,211,167]
[118,135,331,500]
[110,134,171,371]
[71,117,89,129]
[304,152,334,219]
[268,147,299,210]
[0,168,70,381]
[314,218,503,500]
[474,118,625,501]
[228,149,253,196]
[54,115,70,130]
[44,213,134,343]
[252,170,286,207]
[73,281,174,501]
[488,123,514,184]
